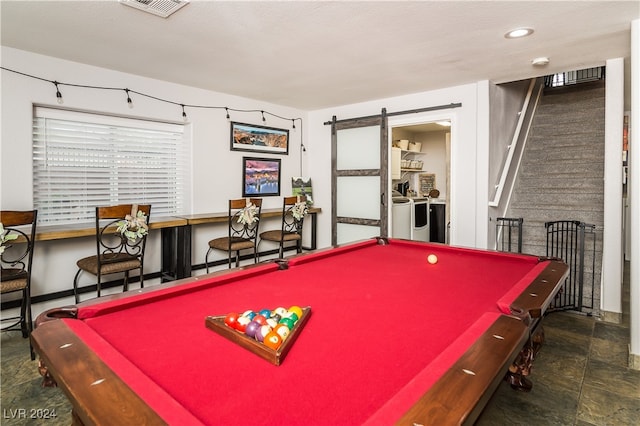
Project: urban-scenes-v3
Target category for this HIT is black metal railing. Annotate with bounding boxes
[545,220,597,313]
[544,66,605,88]
[496,217,523,253]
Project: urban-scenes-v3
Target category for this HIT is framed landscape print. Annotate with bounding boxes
[291,176,313,205]
[231,122,289,155]
[242,157,281,197]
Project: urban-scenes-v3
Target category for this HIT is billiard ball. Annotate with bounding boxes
[273,323,290,340]
[224,312,239,328]
[279,317,295,330]
[263,331,283,350]
[255,325,273,342]
[274,307,287,317]
[266,318,279,328]
[235,316,250,332]
[286,312,299,323]
[427,254,438,264]
[258,309,271,318]
[253,315,267,326]
[242,310,256,320]
[288,305,303,319]
[244,320,260,338]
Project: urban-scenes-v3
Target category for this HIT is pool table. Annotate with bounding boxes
[32,238,568,425]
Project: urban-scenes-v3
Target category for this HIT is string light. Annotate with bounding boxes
[53,81,63,104]
[1,66,307,172]
[125,89,133,108]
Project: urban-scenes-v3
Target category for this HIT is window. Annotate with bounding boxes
[33,107,190,225]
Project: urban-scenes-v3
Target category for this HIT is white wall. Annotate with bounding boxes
[630,19,640,366]
[0,47,307,316]
[601,58,624,319]
[307,82,491,250]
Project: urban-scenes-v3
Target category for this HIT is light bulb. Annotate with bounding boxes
[54,82,63,104]
[125,89,133,108]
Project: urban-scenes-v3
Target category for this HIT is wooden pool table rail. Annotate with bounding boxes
[32,310,528,426]
[33,319,167,426]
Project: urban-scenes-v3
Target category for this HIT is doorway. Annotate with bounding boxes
[389,119,451,243]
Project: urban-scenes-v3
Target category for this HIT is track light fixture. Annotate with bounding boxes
[261,111,266,122]
[181,104,188,122]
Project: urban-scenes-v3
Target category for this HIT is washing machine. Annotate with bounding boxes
[411,199,430,242]
[392,197,412,239]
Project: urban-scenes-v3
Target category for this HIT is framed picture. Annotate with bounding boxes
[242,157,281,197]
[231,122,289,155]
[291,176,313,205]
[419,173,436,197]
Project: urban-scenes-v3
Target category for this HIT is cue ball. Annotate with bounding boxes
[427,254,438,264]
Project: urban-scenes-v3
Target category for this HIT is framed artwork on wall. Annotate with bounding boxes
[291,176,313,205]
[242,157,281,197]
[230,122,289,155]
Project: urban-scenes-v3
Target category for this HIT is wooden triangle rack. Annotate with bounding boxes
[205,306,311,365]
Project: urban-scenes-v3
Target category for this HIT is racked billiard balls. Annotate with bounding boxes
[279,317,295,330]
[273,307,287,317]
[266,318,279,328]
[224,312,239,328]
[288,305,303,319]
[273,323,290,340]
[235,316,251,333]
[263,331,283,350]
[253,315,267,326]
[258,309,271,318]
[245,320,260,338]
[255,325,273,342]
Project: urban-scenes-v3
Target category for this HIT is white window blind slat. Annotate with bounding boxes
[33,107,190,225]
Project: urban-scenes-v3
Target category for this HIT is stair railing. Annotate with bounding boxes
[489,78,543,212]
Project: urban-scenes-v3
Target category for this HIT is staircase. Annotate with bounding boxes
[507,81,605,314]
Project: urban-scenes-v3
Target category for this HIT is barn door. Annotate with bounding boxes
[330,109,388,246]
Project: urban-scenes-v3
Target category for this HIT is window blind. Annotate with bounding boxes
[33,107,190,225]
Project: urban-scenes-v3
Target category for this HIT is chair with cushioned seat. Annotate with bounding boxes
[206,198,262,271]
[73,204,151,303]
[1,209,37,359]
[260,195,307,259]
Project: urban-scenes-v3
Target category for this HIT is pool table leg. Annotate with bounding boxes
[506,322,545,392]
[38,358,57,388]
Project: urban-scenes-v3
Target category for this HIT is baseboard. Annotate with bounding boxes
[600,310,622,324]
[629,347,640,371]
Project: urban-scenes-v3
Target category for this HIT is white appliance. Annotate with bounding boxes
[392,197,412,239]
[411,199,430,242]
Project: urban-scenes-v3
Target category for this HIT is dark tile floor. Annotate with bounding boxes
[2,265,638,425]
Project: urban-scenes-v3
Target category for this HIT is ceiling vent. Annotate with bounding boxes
[120,0,189,18]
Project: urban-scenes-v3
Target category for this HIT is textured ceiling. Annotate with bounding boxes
[1,0,638,110]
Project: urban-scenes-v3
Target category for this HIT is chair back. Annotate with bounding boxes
[1,210,37,283]
[95,204,151,263]
[282,195,307,235]
[229,198,262,241]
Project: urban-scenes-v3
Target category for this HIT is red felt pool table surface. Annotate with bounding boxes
[32,238,568,425]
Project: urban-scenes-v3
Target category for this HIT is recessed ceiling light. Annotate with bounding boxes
[505,28,534,39]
